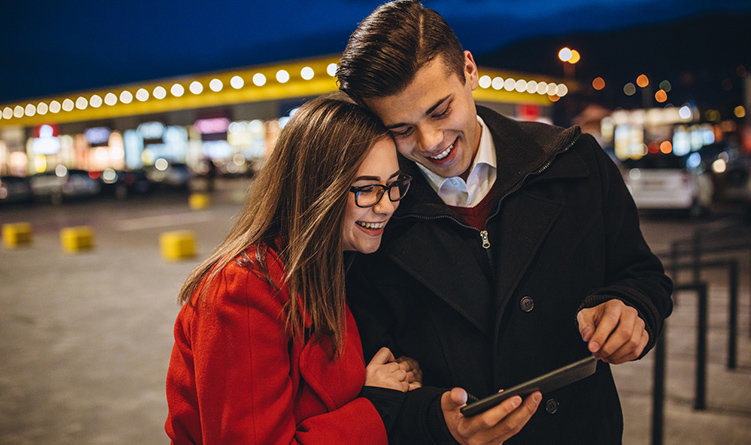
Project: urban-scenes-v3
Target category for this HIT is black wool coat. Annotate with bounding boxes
[346,106,673,445]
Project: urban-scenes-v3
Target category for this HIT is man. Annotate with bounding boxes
[339,1,673,444]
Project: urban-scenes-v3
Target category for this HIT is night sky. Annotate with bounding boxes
[2,0,750,103]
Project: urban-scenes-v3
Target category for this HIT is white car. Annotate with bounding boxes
[621,156,713,215]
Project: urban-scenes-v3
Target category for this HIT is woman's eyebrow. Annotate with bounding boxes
[353,172,400,182]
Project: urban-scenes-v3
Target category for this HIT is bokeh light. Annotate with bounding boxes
[209,79,223,92]
[189,81,203,95]
[276,70,289,83]
[89,94,103,108]
[301,67,314,80]
[327,63,337,77]
[569,49,581,64]
[659,141,672,154]
[558,47,572,62]
[153,86,167,99]
[171,84,184,97]
[230,76,244,89]
[119,91,133,104]
[253,73,266,86]
[636,74,649,88]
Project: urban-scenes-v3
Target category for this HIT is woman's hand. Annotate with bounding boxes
[365,347,421,392]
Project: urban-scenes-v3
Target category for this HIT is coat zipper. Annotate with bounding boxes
[396,130,581,269]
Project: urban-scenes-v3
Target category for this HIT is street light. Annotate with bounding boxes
[558,47,580,79]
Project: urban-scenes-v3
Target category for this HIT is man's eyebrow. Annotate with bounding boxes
[385,95,451,129]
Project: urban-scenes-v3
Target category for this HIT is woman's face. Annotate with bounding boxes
[341,137,401,254]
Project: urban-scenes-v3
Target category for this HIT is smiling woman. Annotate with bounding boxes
[165,93,420,444]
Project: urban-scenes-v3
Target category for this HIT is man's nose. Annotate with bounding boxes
[416,123,443,153]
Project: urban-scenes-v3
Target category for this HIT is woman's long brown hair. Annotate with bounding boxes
[177,93,389,355]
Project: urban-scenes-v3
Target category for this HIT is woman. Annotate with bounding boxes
[165,94,417,444]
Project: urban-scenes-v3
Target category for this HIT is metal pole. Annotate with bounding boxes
[692,230,702,284]
[695,283,707,410]
[728,261,738,369]
[651,329,666,445]
[671,242,679,305]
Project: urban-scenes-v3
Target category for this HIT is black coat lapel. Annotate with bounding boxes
[382,220,494,336]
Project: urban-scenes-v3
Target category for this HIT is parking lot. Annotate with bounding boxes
[1,178,750,444]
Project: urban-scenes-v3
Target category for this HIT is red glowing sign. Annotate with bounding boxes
[33,123,59,138]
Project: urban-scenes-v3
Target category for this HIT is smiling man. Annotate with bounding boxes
[339,1,673,444]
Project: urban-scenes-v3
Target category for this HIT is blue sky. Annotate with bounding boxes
[2,0,749,103]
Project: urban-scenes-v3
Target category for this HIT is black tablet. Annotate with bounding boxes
[460,356,598,417]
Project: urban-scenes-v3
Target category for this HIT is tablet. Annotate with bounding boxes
[460,355,598,417]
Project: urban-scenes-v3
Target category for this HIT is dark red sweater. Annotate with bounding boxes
[448,182,497,230]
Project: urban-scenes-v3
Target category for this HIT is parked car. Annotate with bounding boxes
[98,168,153,199]
[30,168,101,203]
[0,175,33,204]
[705,149,751,217]
[620,153,713,216]
[145,161,193,190]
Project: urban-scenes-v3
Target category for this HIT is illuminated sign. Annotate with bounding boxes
[32,124,61,154]
[194,117,230,135]
[137,121,165,140]
[33,123,59,138]
[203,140,232,158]
[84,127,111,145]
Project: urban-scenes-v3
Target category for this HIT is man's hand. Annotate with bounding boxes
[577,299,649,364]
[396,355,423,390]
[441,387,541,445]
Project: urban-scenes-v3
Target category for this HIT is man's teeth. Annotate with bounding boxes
[430,144,453,160]
[357,222,385,230]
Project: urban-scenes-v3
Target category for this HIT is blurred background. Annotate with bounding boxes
[1,1,750,444]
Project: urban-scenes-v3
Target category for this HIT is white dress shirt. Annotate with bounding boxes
[417,115,497,207]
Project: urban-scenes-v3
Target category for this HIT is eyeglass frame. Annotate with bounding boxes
[349,174,412,208]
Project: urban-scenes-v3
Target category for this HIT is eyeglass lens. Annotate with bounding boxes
[356,179,410,207]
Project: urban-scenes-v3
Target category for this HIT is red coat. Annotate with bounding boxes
[165,246,387,444]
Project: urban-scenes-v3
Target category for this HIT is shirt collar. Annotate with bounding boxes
[417,115,497,192]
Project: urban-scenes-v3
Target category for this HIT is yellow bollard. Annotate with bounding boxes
[189,193,210,210]
[160,230,197,261]
[3,222,33,248]
[60,226,95,253]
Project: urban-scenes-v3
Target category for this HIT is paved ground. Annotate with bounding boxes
[1,179,749,444]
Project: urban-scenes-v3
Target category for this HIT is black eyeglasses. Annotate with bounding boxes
[349,174,412,208]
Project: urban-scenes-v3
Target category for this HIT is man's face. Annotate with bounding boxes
[364,51,481,180]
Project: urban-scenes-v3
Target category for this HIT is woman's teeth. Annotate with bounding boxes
[429,144,453,160]
[357,221,385,230]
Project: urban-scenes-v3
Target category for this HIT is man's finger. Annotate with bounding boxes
[597,311,635,358]
[588,303,623,354]
[577,309,597,342]
[608,328,649,364]
[487,392,542,442]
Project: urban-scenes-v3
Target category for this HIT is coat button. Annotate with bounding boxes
[545,398,559,415]
[519,296,535,313]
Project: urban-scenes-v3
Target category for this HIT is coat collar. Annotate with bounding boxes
[394,106,586,221]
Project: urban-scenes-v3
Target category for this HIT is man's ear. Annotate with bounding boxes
[463,50,479,91]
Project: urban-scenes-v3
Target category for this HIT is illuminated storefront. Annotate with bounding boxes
[0,55,570,176]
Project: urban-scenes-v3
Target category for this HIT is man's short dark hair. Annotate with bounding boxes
[337,0,465,104]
